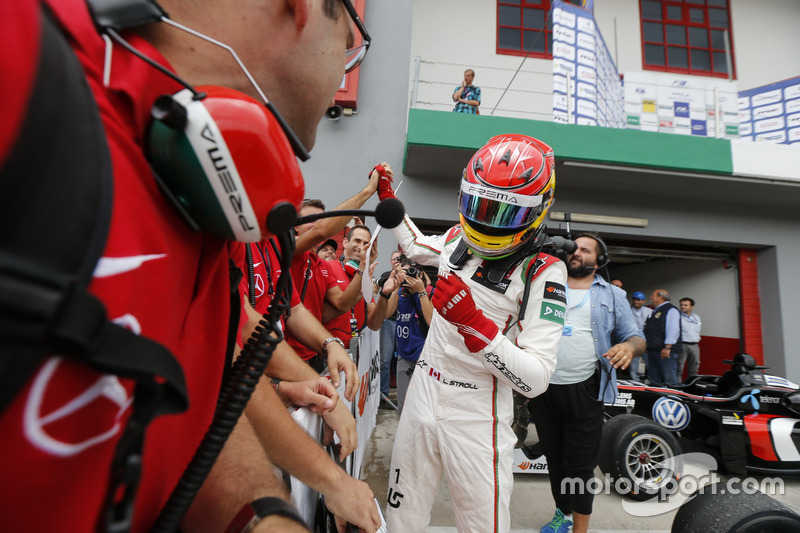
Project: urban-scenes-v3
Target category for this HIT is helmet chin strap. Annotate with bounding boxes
[453,225,546,284]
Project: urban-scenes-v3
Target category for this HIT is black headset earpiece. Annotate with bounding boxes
[594,236,610,269]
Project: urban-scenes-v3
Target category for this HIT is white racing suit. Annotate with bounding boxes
[386,219,567,533]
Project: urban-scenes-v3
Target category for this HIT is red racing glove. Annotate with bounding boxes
[432,271,499,353]
[371,164,396,201]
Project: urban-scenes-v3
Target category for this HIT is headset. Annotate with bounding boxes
[87,0,307,241]
[594,235,610,269]
[147,86,304,240]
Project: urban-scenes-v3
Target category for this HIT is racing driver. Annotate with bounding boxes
[380,134,567,532]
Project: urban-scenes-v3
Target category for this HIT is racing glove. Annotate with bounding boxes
[432,271,499,353]
[371,164,396,201]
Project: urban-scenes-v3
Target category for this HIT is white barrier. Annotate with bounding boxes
[289,328,382,526]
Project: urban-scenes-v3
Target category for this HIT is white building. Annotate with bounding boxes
[301,0,800,380]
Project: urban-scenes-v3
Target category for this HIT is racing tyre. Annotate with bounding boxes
[599,414,682,501]
[671,480,800,532]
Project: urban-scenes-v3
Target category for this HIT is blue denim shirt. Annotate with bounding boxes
[589,275,645,403]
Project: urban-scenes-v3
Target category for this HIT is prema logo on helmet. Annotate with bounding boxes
[460,182,544,207]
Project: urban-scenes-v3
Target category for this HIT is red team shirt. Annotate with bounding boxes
[322,260,369,349]
[287,250,336,359]
[231,240,301,349]
[0,1,238,530]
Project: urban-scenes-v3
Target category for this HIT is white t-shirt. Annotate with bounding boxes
[551,288,597,385]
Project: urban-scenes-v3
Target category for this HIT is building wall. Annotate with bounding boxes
[408,0,800,116]
[298,0,800,382]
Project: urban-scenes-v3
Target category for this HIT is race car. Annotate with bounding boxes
[599,352,800,499]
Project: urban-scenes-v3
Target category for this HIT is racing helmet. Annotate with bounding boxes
[458,134,555,259]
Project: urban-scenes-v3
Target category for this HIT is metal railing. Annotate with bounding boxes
[409,56,739,139]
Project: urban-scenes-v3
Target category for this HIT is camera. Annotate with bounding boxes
[406,266,421,279]
[376,270,391,289]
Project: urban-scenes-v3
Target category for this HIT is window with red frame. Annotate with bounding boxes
[497,0,583,58]
[640,0,735,78]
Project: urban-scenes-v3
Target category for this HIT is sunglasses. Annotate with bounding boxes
[341,0,371,73]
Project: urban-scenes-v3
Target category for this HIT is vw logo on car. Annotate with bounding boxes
[652,397,690,430]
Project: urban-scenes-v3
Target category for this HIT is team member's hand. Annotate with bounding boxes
[321,401,358,461]
[274,377,338,415]
[326,475,380,533]
[325,343,359,401]
[372,163,396,201]
[431,271,499,352]
[604,342,634,370]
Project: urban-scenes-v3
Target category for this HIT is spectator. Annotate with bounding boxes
[378,260,433,412]
[380,135,565,532]
[378,250,404,407]
[0,1,381,532]
[611,278,623,289]
[678,297,702,381]
[452,68,481,114]
[534,233,645,533]
[643,289,683,387]
[628,291,652,382]
[630,291,653,330]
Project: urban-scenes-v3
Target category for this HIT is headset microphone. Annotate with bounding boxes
[293,198,406,229]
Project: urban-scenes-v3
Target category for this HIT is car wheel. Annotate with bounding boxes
[599,414,682,501]
[671,480,800,532]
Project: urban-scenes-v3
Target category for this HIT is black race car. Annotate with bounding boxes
[599,353,800,499]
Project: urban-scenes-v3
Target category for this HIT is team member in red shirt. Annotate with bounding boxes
[322,225,386,348]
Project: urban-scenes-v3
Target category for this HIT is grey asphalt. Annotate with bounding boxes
[360,394,800,532]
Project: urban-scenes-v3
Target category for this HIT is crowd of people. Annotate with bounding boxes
[1,3,708,532]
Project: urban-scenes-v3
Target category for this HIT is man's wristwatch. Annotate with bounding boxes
[225,497,309,533]
[321,336,345,355]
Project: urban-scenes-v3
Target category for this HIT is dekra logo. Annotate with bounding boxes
[543,304,566,320]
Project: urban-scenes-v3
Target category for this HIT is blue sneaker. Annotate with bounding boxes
[540,509,573,533]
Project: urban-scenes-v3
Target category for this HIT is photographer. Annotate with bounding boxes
[373,260,433,411]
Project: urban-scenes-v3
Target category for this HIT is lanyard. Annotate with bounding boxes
[566,287,590,312]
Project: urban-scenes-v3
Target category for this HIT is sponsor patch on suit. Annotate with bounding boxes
[542,281,567,304]
[540,302,566,325]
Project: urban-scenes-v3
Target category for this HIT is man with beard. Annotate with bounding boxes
[533,233,645,533]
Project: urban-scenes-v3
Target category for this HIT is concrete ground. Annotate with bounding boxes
[361,390,800,533]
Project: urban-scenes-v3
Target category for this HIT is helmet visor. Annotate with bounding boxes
[458,180,547,233]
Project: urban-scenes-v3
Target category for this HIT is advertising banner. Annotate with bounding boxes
[738,75,800,144]
[624,71,739,138]
[552,0,624,128]
[289,328,381,525]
